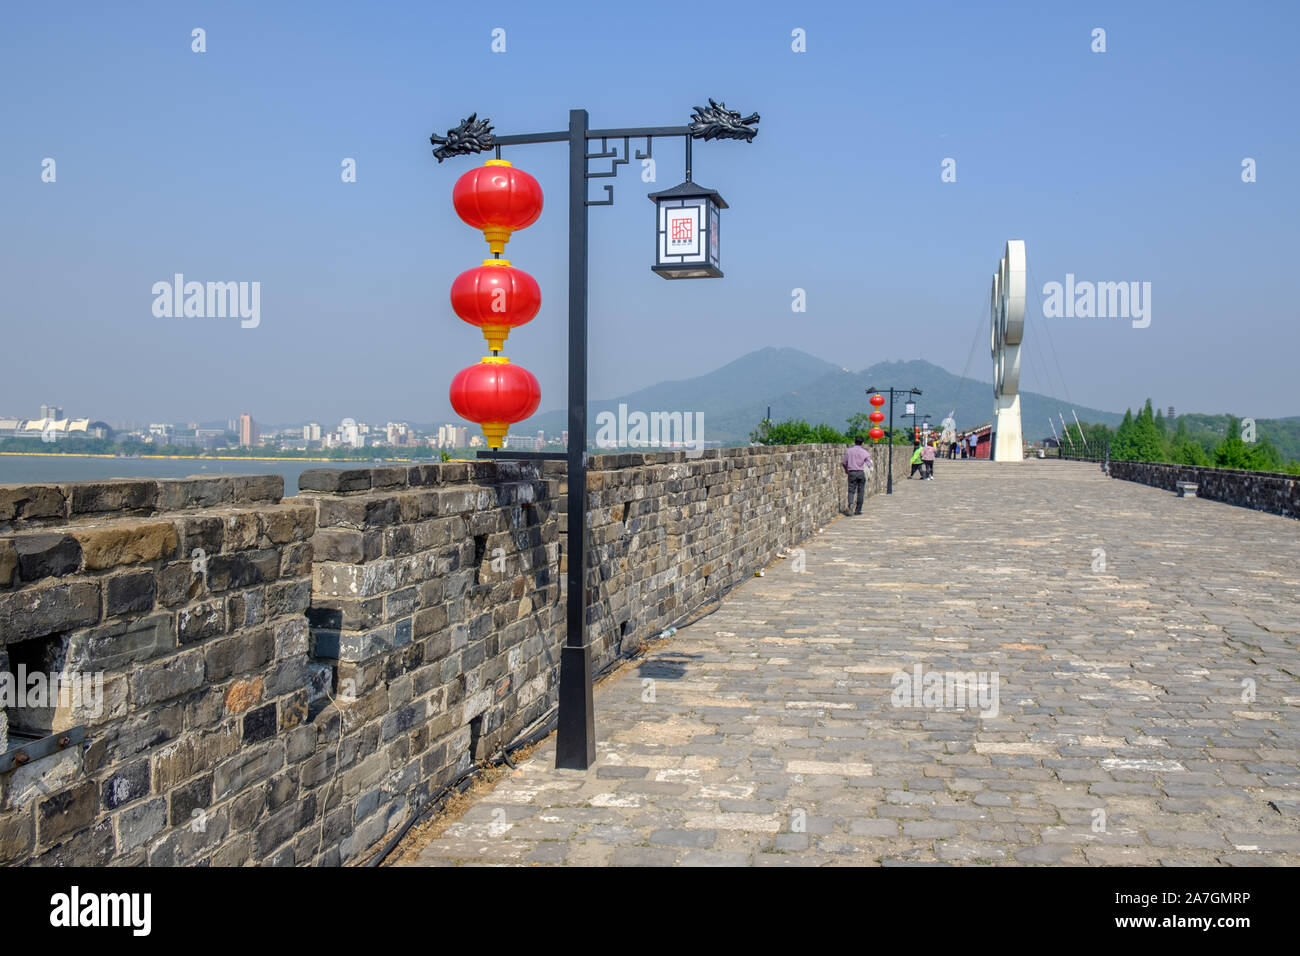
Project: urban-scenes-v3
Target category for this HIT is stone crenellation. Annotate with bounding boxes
[0,444,906,866]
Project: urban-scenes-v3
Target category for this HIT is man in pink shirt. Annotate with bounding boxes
[842,435,873,515]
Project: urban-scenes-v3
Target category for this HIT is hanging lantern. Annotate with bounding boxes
[869,410,885,425]
[869,393,885,408]
[868,426,885,442]
[449,357,541,448]
[647,181,726,279]
[450,259,541,351]
[453,160,544,255]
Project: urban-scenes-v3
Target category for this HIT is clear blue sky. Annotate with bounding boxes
[2,0,1297,427]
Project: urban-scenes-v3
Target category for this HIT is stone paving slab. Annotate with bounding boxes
[399,461,1300,866]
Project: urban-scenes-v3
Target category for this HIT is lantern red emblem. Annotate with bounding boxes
[869,410,885,424]
[869,394,886,408]
[449,357,541,449]
[450,259,541,351]
[868,426,885,442]
[453,160,544,255]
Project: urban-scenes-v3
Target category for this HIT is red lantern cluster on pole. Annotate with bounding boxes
[868,393,886,442]
[447,160,544,448]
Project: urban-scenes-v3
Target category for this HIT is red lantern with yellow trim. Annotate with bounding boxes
[453,160,544,255]
[450,259,541,351]
[449,357,541,448]
[868,426,885,442]
[869,410,885,425]
[869,393,885,408]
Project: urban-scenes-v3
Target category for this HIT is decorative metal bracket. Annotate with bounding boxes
[585,135,650,206]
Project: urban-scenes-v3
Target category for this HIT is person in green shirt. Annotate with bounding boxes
[909,442,923,479]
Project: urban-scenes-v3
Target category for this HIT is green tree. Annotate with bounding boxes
[845,412,873,439]
[1213,417,1253,469]
[1129,399,1167,461]
[1169,418,1209,466]
[1111,409,1135,459]
[750,419,847,445]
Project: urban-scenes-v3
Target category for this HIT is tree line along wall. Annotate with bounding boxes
[1107,461,1299,520]
[0,444,903,866]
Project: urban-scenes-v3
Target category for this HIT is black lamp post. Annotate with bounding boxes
[865,386,921,494]
[431,100,759,770]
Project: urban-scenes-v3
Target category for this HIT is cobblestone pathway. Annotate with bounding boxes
[401,460,1300,866]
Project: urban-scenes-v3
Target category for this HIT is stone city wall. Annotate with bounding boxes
[1108,460,1299,520]
[0,443,904,866]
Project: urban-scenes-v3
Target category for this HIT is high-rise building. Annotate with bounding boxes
[303,423,322,442]
[39,404,64,421]
[239,413,258,447]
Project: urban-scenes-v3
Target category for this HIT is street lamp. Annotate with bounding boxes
[649,182,726,279]
[431,100,760,770]
[865,386,921,494]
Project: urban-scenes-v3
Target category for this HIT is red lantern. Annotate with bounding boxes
[449,357,541,448]
[453,160,544,255]
[869,393,885,408]
[869,410,885,424]
[450,259,541,351]
[868,427,885,442]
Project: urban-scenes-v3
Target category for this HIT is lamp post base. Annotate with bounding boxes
[555,643,596,769]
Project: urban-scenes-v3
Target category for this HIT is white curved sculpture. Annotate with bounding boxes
[990,240,1026,461]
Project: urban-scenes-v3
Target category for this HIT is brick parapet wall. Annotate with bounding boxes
[0,476,321,866]
[1,445,903,866]
[1107,461,1299,519]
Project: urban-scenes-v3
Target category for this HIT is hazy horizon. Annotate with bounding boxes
[4,1,1298,427]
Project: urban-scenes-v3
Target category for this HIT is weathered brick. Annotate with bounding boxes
[73,520,178,569]
[105,568,157,615]
[243,702,277,743]
[65,611,174,670]
[14,532,81,581]
[213,741,284,800]
[130,649,205,705]
[155,477,233,511]
[116,796,167,852]
[65,480,158,517]
[101,759,151,810]
[177,599,226,644]
[0,579,100,639]
[299,469,373,494]
[232,474,284,504]
[0,538,16,587]
[203,627,275,681]
[169,774,213,827]
[224,676,264,714]
[37,781,98,845]
[0,484,68,525]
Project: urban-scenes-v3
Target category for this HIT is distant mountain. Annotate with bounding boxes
[529,347,839,438]
[706,358,1126,442]
[528,348,1125,444]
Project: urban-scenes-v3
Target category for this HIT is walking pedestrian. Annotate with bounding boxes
[968,433,978,458]
[909,442,924,479]
[922,441,936,479]
[842,435,873,515]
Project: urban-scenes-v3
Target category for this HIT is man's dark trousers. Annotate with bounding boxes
[847,469,866,514]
